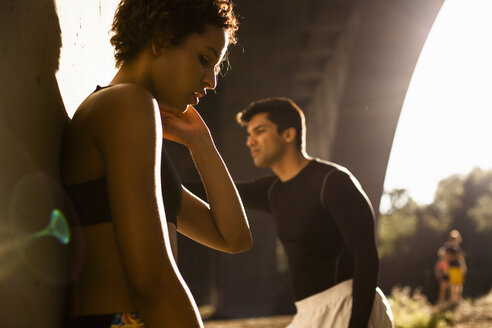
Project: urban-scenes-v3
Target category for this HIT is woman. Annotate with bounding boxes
[61,0,251,327]
[434,247,449,303]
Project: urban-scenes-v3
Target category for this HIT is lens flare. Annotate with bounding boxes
[0,209,70,260]
[31,209,70,245]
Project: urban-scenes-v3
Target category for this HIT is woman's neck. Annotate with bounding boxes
[110,51,152,89]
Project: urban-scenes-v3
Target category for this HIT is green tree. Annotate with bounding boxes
[378,189,419,258]
[378,167,492,301]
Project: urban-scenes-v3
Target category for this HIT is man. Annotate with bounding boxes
[235,98,394,328]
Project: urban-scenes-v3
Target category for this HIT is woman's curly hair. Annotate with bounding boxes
[110,0,238,68]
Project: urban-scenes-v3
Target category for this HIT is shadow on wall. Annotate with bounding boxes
[0,0,74,326]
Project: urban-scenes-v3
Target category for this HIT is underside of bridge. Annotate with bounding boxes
[0,0,446,324]
[173,0,444,215]
[171,0,445,319]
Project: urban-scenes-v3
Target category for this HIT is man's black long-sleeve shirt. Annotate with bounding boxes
[236,159,379,328]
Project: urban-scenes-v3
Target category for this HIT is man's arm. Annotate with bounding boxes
[322,169,379,328]
[182,177,274,216]
[235,177,276,212]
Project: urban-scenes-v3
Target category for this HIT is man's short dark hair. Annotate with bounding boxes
[236,97,306,151]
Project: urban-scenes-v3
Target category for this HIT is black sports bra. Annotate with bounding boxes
[65,86,182,226]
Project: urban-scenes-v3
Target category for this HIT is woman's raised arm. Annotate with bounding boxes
[161,105,252,253]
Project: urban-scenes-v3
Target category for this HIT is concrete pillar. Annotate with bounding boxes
[0,0,117,325]
[332,0,444,215]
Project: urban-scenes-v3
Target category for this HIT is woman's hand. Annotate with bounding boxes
[160,105,212,149]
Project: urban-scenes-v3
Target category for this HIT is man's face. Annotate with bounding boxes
[246,113,287,167]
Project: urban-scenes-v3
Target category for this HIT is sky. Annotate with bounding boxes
[381,0,492,211]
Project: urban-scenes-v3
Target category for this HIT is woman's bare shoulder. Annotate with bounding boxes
[93,84,161,148]
[74,84,159,137]
[62,84,160,184]
[81,84,155,118]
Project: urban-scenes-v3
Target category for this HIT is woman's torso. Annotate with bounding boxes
[62,85,181,316]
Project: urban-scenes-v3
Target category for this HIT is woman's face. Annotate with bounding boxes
[150,25,229,113]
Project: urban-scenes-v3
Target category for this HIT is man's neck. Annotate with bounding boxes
[270,150,311,182]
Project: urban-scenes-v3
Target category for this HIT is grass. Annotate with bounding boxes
[387,286,453,328]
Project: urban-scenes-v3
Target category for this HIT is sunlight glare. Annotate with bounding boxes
[55,0,119,117]
[382,0,492,211]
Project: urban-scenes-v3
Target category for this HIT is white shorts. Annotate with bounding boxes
[287,280,394,328]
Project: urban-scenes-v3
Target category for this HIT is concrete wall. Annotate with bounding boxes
[332,0,444,215]
[303,7,361,160]
[0,0,117,325]
[0,0,67,325]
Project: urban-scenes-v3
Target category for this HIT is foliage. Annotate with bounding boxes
[433,174,464,218]
[477,288,492,305]
[388,286,452,328]
[378,189,419,257]
[467,194,492,231]
[378,167,492,302]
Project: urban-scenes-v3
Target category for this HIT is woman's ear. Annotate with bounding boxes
[152,36,172,56]
[282,127,297,143]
